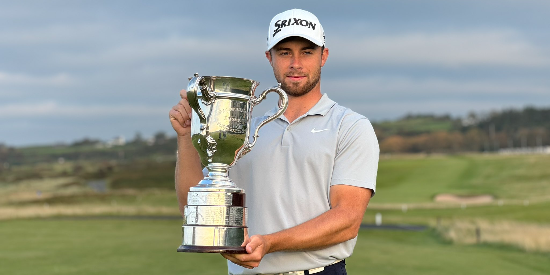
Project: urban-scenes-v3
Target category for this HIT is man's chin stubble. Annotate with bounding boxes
[281,79,319,97]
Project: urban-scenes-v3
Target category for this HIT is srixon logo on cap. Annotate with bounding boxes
[273,18,316,37]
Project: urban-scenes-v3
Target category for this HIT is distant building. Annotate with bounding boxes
[97,135,126,148]
[498,146,550,155]
[110,136,126,146]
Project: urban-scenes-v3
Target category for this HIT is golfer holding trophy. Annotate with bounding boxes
[169,9,379,275]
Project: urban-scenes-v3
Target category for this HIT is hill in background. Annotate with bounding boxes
[374,106,550,153]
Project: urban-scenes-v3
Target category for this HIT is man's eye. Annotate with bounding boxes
[280,52,290,56]
[303,51,313,55]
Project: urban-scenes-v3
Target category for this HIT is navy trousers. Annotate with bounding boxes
[305,260,346,275]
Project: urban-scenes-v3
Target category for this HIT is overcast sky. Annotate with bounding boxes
[1,0,549,146]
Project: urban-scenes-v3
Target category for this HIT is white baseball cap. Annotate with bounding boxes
[266,9,325,51]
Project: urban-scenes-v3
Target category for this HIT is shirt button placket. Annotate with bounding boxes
[281,126,291,147]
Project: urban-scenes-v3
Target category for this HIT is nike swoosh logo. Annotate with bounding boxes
[311,128,329,133]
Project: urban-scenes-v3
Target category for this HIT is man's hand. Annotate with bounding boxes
[221,235,271,269]
[169,89,193,137]
[220,185,371,269]
[171,89,205,214]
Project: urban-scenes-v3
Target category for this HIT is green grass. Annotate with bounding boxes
[364,200,550,225]
[0,218,226,275]
[352,229,550,275]
[375,154,550,203]
[2,153,550,273]
[1,219,548,275]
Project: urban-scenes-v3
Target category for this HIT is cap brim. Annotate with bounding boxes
[267,34,324,51]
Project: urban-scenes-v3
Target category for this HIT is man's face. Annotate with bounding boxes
[266,37,329,97]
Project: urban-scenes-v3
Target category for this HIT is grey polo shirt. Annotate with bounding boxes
[227,94,379,274]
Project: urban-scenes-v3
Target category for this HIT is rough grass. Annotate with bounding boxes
[109,160,177,189]
[437,219,550,252]
[0,204,179,220]
[0,173,180,220]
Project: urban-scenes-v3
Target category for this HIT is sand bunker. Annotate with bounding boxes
[434,194,494,204]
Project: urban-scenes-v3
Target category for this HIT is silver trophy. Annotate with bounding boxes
[177,73,288,253]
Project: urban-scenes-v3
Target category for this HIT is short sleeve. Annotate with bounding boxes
[331,116,379,195]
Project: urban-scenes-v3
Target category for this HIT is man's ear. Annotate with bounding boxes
[321,47,329,67]
[265,50,273,66]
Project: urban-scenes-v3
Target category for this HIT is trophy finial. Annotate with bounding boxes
[188,73,199,81]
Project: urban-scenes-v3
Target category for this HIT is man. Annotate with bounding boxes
[169,9,379,275]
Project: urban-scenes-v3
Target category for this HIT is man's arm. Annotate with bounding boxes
[222,184,372,269]
[169,89,204,215]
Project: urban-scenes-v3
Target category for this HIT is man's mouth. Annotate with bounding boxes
[286,75,306,81]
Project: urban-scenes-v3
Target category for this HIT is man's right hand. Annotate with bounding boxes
[170,89,204,215]
[169,89,193,137]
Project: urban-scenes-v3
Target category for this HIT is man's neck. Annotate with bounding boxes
[283,90,323,123]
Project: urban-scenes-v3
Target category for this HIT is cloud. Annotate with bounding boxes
[324,76,550,100]
[346,99,528,121]
[331,30,550,68]
[0,101,166,118]
[57,33,265,68]
[323,75,550,120]
[0,71,75,86]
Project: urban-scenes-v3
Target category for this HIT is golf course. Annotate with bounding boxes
[1,153,549,274]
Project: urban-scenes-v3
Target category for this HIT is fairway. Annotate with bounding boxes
[375,154,550,203]
[1,218,549,275]
[0,218,227,275]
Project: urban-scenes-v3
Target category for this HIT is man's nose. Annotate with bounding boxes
[289,56,303,69]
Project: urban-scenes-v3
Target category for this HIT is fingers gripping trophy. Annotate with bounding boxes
[177,74,288,253]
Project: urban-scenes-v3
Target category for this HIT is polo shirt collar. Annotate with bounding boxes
[307,94,336,116]
[264,93,336,117]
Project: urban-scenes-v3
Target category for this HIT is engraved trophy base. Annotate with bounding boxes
[178,176,248,254]
[178,218,247,253]
[178,225,247,253]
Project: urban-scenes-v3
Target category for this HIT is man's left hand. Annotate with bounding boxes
[221,235,271,269]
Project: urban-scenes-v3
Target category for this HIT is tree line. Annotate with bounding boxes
[374,106,550,154]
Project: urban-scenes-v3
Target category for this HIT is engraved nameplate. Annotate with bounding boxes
[185,205,246,226]
[187,191,244,206]
[188,192,232,205]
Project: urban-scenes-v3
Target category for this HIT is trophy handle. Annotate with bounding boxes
[235,84,288,161]
[187,73,215,122]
